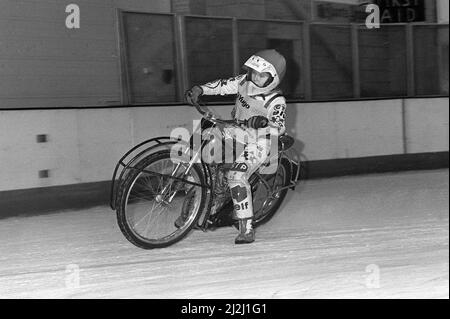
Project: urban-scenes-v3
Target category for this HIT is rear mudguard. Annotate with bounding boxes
[282,148,301,190]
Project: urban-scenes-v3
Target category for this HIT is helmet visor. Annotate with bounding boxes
[249,70,273,88]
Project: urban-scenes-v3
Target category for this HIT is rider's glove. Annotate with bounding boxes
[185,85,203,105]
[246,115,269,129]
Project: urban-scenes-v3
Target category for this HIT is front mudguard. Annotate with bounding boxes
[109,136,215,222]
[109,136,178,210]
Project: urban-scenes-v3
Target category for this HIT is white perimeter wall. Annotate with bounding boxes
[0,97,448,191]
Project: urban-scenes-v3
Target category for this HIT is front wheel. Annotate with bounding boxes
[116,150,207,249]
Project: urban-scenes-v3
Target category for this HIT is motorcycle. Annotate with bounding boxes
[110,102,301,249]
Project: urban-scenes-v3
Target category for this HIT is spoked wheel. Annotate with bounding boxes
[116,150,207,249]
[252,158,291,227]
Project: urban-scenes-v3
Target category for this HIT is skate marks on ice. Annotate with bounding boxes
[0,169,448,298]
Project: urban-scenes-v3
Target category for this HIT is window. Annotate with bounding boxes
[121,12,178,103]
[310,24,353,99]
[185,17,234,103]
[414,25,449,96]
[118,11,449,104]
[359,25,408,98]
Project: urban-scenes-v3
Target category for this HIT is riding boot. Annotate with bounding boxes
[235,218,255,244]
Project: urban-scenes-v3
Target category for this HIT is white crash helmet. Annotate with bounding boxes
[243,49,286,96]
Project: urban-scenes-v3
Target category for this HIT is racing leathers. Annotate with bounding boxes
[199,74,287,221]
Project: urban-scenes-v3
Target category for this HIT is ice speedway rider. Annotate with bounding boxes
[181,49,287,244]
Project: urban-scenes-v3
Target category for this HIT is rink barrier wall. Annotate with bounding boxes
[0,97,448,217]
[0,152,447,218]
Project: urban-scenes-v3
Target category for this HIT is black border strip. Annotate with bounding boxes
[0,181,111,218]
[301,151,448,180]
[0,152,447,219]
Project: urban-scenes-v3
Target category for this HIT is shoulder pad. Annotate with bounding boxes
[263,93,285,109]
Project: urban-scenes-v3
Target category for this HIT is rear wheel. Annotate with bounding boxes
[116,150,207,249]
[252,158,291,227]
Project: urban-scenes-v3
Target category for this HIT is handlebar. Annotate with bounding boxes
[191,101,247,128]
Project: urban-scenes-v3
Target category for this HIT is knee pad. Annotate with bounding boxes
[227,169,253,219]
[227,170,249,202]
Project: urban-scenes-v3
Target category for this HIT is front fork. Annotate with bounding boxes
[155,137,205,204]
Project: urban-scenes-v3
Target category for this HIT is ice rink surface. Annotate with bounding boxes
[0,169,448,299]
